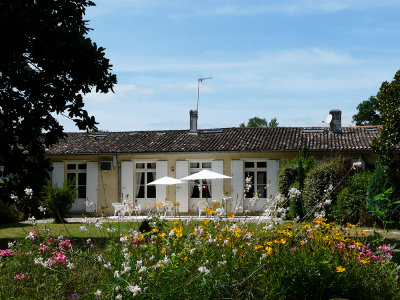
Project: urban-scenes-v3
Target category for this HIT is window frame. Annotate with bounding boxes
[243,160,268,199]
[134,161,157,200]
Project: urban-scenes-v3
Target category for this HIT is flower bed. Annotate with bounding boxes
[1,214,399,299]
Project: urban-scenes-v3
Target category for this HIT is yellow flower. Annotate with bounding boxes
[336,266,346,273]
[228,213,235,219]
[173,220,178,225]
[184,256,188,262]
[359,258,369,264]
[359,230,367,236]
[151,228,159,233]
[160,248,166,254]
[158,233,166,238]
[204,219,210,225]
[254,245,263,251]
[174,225,183,232]
[264,246,273,255]
[346,223,355,228]
[176,231,183,238]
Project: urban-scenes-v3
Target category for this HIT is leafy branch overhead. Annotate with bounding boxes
[0,0,117,200]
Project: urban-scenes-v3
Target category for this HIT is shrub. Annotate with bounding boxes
[277,156,316,197]
[335,170,372,225]
[277,163,299,196]
[0,199,19,224]
[303,157,344,216]
[366,164,400,223]
[41,178,77,223]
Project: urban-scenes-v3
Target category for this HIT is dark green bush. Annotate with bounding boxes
[335,170,371,225]
[0,199,19,224]
[41,178,77,223]
[278,156,316,196]
[277,163,299,196]
[303,157,344,215]
[366,164,400,223]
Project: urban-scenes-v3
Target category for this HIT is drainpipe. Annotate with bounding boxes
[117,155,121,203]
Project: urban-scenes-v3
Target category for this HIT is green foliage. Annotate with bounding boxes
[366,164,400,224]
[239,116,279,127]
[335,170,372,225]
[278,156,316,197]
[0,0,117,203]
[0,199,18,224]
[278,163,299,196]
[371,69,400,168]
[352,95,380,126]
[41,178,78,223]
[268,117,279,127]
[303,157,343,215]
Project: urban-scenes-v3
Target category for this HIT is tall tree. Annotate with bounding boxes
[0,0,117,202]
[371,70,400,168]
[352,95,380,126]
[239,117,279,128]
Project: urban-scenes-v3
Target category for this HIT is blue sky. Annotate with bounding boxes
[58,0,400,132]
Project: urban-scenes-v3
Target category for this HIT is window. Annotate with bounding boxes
[135,162,156,199]
[244,161,267,199]
[189,161,212,199]
[66,163,87,199]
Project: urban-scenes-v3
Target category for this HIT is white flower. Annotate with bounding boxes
[80,226,88,232]
[67,262,75,269]
[38,206,46,213]
[10,194,18,202]
[127,284,141,296]
[94,290,102,297]
[97,254,102,262]
[95,222,103,229]
[138,266,147,273]
[8,242,13,248]
[136,260,143,268]
[114,271,120,278]
[57,235,64,240]
[24,188,33,196]
[288,187,301,199]
[233,248,238,255]
[149,255,155,261]
[217,261,227,267]
[190,248,195,255]
[198,266,211,275]
[86,238,92,244]
[116,294,123,299]
[107,227,116,233]
[104,262,112,269]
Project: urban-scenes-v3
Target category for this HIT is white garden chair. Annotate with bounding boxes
[164,201,175,217]
[197,201,209,217]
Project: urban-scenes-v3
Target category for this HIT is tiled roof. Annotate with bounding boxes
[45,126,386,155]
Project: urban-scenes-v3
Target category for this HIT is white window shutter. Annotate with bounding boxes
[121,161,134,203]
[211,160,224,201]
[176,161,189,212]
[267,160,280,199]
[156,161,168,202]
[231,160,244,205]
[52,162,64,188]
[86,162,98,212]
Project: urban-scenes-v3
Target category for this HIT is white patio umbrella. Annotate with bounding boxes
[180,170,231,211]
[147,176,183,185]
[179,169,231,181]
[147,176,183,215]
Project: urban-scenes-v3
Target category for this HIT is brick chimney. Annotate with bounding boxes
[189,109,198,135]
[329,109,342,134]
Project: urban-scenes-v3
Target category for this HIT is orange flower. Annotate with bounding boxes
[228,213,235,219]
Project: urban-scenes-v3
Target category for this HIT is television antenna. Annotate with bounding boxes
[197,77,212,115]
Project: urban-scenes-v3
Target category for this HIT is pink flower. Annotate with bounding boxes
[0,249,13,257]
